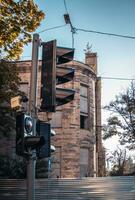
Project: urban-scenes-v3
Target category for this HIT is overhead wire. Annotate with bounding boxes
[33,12,135,39]
[74,28,135,40]
[26,4,135,41]
[63,0,68,14]
[63,0,76,48]
[101,77,135,81]
[37,24,67,34]
[72,32,75,48]
[36,23,135,40]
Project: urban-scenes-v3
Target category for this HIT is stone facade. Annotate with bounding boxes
[1,51,105,177]
[50,61,96,178]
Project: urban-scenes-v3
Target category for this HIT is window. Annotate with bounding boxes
[80,148,89,177]
[80,85,87,96]
[80,115,89,129]
[80,85,88,113]
[80,96,88,113]
[80,85,89,129]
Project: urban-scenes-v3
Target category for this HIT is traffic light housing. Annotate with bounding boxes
[40,40,75,112]
[16,112,45,156]
[16,112,33,156]
[36,120,55,158]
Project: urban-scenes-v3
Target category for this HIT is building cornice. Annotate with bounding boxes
[16,60,97,78]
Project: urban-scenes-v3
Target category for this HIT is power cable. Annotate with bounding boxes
[63,0,68,14]
[25,20,135,41]
[101,77,135,81]
[76,28,135,40]
[63,0,76,48]
[36,24,135,40]
[37,24,67,34]
[72,31,75,49]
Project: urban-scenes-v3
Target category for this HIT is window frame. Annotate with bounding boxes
[80,84,89,130]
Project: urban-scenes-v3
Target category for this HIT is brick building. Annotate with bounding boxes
[15,50,105,178]
[0,50,105,177]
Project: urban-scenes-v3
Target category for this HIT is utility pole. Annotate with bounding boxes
[27,33,40,200]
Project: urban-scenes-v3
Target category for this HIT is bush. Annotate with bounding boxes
[0,155,26,178]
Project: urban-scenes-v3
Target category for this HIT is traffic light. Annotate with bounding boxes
[36,120,56,158]
[16,112,45,156]
[40,40,75,112]
[16,112,32,156]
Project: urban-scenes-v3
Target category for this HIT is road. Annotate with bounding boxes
[0,176,135,200]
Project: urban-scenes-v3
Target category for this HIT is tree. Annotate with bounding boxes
[107,146,135,176]
[0,1,45,136]
[0,155,27,178]
[0,60,21,104]
[0,60,21,137]
[108,147,129,176]
[103,81,135,149]
[0,0,45,60]
[0,155,49,179]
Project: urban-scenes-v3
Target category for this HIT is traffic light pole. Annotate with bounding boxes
[27,33,40,200]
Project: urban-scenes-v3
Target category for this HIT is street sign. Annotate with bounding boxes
[11,96,21,108]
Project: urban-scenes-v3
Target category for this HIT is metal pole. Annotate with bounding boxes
[27,33,39,200]
[29,33,39,117]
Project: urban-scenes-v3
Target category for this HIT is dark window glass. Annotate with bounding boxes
[80,115,89,130]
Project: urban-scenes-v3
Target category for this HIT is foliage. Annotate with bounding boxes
[0,60,20,104]
[0,60,21,137]
[0,155,27,178]
[0,155,49,179]
[0,0,45,60]
[108,147,128,176]
[36,159,48,178]
[0,1,44,137]
[103,81,135,149]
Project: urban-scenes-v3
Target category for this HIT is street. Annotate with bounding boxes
[0,176,135,200]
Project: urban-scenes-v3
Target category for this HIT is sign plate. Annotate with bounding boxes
[11,96,21,108]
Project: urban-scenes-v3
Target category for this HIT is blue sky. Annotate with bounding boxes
[22,0,135,152]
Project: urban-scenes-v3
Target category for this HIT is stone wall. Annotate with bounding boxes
[49,61,98,177]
